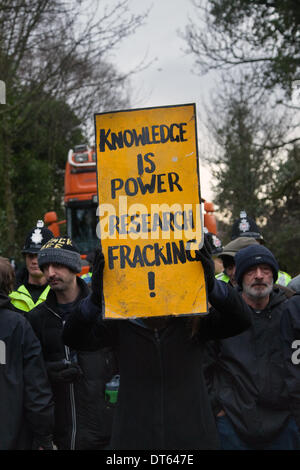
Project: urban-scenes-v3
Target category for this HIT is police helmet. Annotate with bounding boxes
[22,220,54,254]
[204,227,223,255]
[231,210,263,241]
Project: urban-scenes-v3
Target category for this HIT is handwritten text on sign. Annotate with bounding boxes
[95,104,207,319]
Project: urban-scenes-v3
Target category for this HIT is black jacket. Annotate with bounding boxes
[63,283,251,450]
[204,287,292,445]
[281,293,300,429]
[27,277,117,450]
[0,293,54,449]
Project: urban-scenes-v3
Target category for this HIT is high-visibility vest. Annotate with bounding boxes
[215,270,291,286]
[81,272,92,285]
[215,272,230,283]
[9,284,50,312]
[276,270,292,287]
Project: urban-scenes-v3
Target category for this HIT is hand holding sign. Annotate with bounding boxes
[91,248,105,307]
[186,235,215,293]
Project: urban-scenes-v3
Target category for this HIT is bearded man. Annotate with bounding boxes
[204,245,300,450]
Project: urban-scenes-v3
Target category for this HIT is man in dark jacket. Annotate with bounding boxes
[205,245,300,450]
[0,257,54,450]
[27,237,117,450]
[281,293,300,433]
[63,238,252,450]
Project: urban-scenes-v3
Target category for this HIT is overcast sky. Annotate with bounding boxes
[109,0,216,202]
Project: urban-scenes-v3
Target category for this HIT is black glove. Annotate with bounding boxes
[32,435,54,450]
[46,360,83,384]
[91,248,105,306]
[187,235,215,293]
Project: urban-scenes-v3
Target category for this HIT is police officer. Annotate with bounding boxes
[216,237,260,285]
[231,210,265,242]
[81,251,95,287]
[230,210,291,287]
[9,221,53,312]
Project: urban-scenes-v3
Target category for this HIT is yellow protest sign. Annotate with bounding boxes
[94,103,208,319]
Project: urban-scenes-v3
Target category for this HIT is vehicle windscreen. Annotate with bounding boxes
[67,204,99,254]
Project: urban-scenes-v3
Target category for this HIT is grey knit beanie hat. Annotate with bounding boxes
[38,237,82,273]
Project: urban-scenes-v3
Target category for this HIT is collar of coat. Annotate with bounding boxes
[237,285,288,312]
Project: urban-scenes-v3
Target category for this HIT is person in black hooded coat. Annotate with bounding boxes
[0,257,54,450]
[63,239,252,450]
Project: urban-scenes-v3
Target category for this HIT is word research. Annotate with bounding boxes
[106,455,140,467]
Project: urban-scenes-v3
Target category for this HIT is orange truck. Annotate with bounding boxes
[44,144,217,274]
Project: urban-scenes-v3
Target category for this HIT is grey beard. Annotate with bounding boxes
[243,280,274,300]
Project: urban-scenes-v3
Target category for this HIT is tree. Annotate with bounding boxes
[182,1,300,272]
[0,90,85,256]
[0,0,147,257]
[200,76,300,273]
[0,1,145,119]
[264,145,300,276]
[183,0,300,98]
[203,77,289,220]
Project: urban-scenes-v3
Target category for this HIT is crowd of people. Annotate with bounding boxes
[0,212,299,451]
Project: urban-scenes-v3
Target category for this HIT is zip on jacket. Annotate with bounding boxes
[153,328,165,448]
[64,342,77,450]
[45,307,78,450]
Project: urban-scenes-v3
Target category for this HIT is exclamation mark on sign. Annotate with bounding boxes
[148,272,156,297]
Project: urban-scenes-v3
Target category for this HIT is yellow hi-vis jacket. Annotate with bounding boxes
[9,284,50,312]
[216,270,291,287]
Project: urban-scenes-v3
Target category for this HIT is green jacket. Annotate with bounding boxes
[9,284,50,312]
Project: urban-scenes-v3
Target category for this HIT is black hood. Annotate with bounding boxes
[268,286,288,309]
[0,292,14,309]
